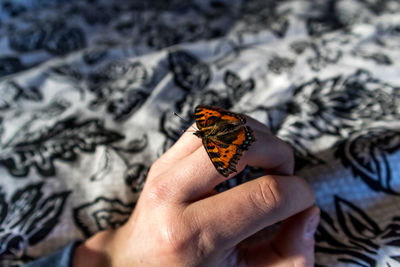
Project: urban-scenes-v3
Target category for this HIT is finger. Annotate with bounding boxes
[172,128,294,201]
[158,122,202,163]
[246,117,294,174]
[239,206,320,267]
[246,116,272,133]
[188,175,315,249]
[271,205,320,266]
[148,123,203,179]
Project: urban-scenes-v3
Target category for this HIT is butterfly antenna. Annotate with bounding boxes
[173,112,198,132]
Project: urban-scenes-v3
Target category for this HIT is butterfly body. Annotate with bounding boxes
[194,105,255,177]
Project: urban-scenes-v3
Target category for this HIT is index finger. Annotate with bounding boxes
[166,116,295,202]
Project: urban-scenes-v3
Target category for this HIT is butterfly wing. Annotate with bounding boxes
[194,105,246,130]
[227,125,255,151]
[203,126,255,177]
[202,137,242,177]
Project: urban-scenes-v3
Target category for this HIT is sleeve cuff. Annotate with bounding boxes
[24,241,81,267]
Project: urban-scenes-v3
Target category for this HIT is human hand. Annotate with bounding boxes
[73,116,318,267]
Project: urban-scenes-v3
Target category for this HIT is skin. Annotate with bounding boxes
[73,116,319,267]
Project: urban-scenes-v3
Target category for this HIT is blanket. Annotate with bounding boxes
[0,0,399,266]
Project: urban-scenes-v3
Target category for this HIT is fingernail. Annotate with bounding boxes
[303,207,320,241]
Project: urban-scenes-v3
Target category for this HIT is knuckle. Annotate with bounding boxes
[144,179,171,202]
[157,229,191,263]
[183,211,215,258]
[293,256,313,267]
[251,176,284,213]
[158,219,211,261]
[156,214,189,252]
[189,229,213,260]
[272,242,313,267]
[160,224,186,253]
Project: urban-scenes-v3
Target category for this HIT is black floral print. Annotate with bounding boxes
[124,163,149,193]
[0,57,24,78]
[0,117,124,177]
[316,196,400,266]
[0,183,70,263]
[268,56,295,74]
[335,129,400,195]
[168,50,211,92]
[279,69,400,163]
[0,1,399,266]
[88,61,150,114]
[73,197,135,238]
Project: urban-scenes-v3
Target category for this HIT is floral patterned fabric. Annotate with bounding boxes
[0,0,399,266]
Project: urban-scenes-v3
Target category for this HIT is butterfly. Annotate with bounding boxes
[193,105,256,177]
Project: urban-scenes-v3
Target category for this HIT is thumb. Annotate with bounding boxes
[240,205,320,267]
[272,205,320,267]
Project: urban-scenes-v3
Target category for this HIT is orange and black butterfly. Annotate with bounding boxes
[194,105,256,177]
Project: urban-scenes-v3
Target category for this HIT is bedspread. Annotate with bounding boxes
[0,0,400,266]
